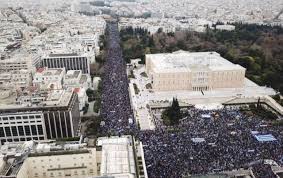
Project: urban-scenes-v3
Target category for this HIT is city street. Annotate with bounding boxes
[100,22,136,135]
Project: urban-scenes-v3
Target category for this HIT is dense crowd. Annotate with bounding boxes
[252,163,277,178]
[139,108,283,178]
[100,22,136,135]
[101,22,283,178]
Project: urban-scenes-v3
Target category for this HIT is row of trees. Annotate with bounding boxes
[83,34,107,138]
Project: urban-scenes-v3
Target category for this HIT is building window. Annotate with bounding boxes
[0,128,4,137]
[18,126,24,135]
[24,126,31,135]
[38,125,43,135]
[11,126,18,136]
[31,125,37,135]
[5,127,11,136]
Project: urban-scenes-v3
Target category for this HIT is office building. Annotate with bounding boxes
[41,53,90,74]
[0,89,80,144]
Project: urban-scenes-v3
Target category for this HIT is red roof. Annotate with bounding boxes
[29,86,38,92]
[74,88,80,93]
[37,68,45,73]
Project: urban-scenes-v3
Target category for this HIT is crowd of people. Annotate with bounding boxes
[252,163,277,178]
[139,108,283,178]
[100,22,136,135]
[100,22,283,178]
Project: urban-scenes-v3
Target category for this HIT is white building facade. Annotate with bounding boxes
[0,112,46,144]
[17,148,97,178]
[41,53,91,74]
[0,89,80,143]
[146,51,246,92]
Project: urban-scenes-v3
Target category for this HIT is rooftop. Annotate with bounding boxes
[147,51,245,73]
[49,53,78,57]
[80,74,88,84]
[0,89,74,110]
[0,135,140,178]
[65,70,81,79]
[0,141,90,177]
[35,67,64,76]
[97,136,136,177]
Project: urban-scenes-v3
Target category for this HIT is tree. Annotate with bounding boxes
[148,35,155,47]
[162,98,182,125]
[157,27,163,34]
[177,40,187,50]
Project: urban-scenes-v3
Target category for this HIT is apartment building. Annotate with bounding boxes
[0,70,32,89]
[0,58,32,73]
[33,67,65,89]
[64,70,91,90]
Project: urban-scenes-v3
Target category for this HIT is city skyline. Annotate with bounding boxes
[0,0,282,178]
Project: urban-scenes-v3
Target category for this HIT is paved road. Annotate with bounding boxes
[100,22,136,135]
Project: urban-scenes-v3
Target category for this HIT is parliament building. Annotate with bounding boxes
[146,51,246,92]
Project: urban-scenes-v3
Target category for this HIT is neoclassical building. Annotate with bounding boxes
[146,51,246,91]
